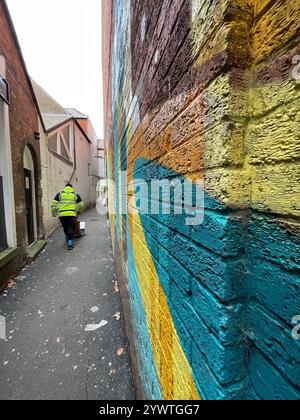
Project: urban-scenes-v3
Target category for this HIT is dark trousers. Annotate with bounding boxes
[60,217,76,241]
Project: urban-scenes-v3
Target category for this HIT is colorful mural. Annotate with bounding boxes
[103,0,300,400]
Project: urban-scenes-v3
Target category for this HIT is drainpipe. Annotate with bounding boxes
[69,120,77,183]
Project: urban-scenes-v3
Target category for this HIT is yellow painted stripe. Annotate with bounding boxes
[127,188,200,400]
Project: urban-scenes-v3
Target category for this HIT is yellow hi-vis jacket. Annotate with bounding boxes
[51,186,84,217]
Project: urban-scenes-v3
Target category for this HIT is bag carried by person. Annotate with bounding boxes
[74,218,81,237]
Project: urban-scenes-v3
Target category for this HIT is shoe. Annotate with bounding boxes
[67,240,74,250]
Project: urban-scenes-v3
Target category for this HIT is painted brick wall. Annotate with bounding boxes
[103,0,300,400]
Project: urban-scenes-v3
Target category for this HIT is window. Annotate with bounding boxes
[0,101,8,251]
[0,97,16,250]
[61,126,70,150]
[48,124,73,162]
[48,133,58,153]
[60,140,69,160]
[0,76,9,104]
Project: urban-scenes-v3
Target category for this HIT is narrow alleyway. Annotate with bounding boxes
[0,209,135,400]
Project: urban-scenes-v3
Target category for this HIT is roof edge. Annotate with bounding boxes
[2,0,46,133]
[75,120,92,144]
[47,118,92,144]
[31,78,70,118]
[46,117,73,134]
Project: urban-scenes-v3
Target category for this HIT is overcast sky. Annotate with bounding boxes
[6,0,103,138]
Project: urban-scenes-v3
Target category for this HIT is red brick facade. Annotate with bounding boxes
[0,1,43,287]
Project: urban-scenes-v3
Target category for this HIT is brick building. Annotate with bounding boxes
[67,108,103,207]
[32,82,100,238]
[0,0,44,289]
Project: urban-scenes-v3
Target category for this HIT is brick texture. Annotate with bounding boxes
[0,1,43,286]
[103,0,300,400]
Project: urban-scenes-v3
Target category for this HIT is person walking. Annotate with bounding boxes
[51,184,84,250]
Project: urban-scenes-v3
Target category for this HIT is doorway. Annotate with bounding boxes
[23,146,37,246]
[24,169,35,245]
[0,176,8,251]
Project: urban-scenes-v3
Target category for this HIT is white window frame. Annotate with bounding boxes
[48,122,74,162]
[0,58,17,249]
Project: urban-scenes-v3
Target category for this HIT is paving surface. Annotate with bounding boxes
[0,208,135,400]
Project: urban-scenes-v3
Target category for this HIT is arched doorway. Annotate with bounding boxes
[23,145,37,245]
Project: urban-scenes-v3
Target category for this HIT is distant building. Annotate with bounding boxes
[0,1,45,289]
[67,108,104,204]
[32,82,99,238]
[97,139,105,179]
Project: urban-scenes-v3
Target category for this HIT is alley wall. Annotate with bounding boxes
[0,1,43,288]
[103,0,300,400]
